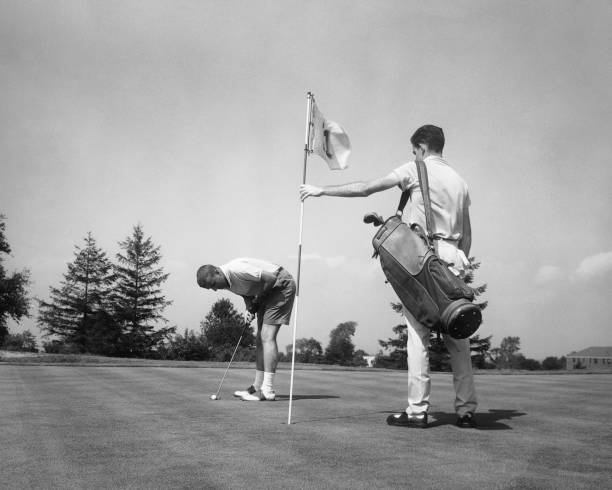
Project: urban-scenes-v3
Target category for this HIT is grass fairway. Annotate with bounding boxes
[1,362,611,489]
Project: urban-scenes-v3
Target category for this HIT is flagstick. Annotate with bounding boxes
[288,92,313,425]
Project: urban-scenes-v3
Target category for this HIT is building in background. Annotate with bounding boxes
[566,347,612,370]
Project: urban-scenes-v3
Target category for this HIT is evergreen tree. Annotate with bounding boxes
[377,313,492,371]
[377,323,408,369]
[0,215,30,345]
[462,257,488,311]
[201,298,255,361]
[470,334,493,368]
[112,224,174,357]
[324,321,357,365]
[38,232,116,352]
[429,335,451,371]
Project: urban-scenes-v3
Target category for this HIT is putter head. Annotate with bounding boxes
[363,212,384,227]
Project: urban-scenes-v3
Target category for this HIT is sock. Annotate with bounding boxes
[253,370,264,390]
[262,372,275,393]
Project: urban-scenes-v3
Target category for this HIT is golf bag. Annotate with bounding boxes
[365,161,482,339]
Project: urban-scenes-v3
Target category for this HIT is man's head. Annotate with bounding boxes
[196,265,228,291]
[410,125,445,157]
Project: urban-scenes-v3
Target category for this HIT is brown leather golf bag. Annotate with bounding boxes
[365,161,482,339]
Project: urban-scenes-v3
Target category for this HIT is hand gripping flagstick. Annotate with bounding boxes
[288,92,351,424]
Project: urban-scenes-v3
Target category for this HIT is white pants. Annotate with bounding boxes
[404,240,477,417]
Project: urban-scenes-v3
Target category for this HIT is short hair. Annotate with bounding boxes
[196,264,217,287]
[410,125,445,153]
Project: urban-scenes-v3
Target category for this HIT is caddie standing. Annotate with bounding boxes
[197,258,296,401]
[300,125,478,428]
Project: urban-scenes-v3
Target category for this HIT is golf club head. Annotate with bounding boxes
[363,212,384,227]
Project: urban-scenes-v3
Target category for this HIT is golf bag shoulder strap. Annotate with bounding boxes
[395,160,436,249]
[397,189,410,217]
[416,160,435,247]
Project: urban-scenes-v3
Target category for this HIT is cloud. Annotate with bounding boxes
[534,250,612,286]
[291,253,347,268]
[533,265,564,286]
[575,251,612,281]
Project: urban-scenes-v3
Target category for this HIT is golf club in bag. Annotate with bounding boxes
[364,160,482,339]
[210,315,253,400]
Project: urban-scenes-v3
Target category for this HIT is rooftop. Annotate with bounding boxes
[566,346,612,357]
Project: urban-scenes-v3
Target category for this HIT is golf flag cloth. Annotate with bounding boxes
[309,99,351,170]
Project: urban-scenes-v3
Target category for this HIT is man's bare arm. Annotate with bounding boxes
[458,209,472,257]
[299,171,400,200]
[244,270,278,313]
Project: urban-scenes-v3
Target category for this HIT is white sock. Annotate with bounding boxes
[253,370,264,390]
[262,372,275,393]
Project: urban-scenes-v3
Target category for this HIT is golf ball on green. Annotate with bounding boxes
[210,394,218,400]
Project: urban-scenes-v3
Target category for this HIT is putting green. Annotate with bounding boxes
[1,364,610,489]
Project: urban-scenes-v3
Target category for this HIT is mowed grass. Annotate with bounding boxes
[1,361,611,489]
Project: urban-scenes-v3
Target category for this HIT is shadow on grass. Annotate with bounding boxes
[285,410,387,425]
[275,394,341,401]
[427,409,527,430]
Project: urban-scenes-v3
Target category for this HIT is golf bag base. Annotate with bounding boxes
[441,298,482,340]
[371,215,482,339]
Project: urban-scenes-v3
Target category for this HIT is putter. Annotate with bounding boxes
[210,315,252,400]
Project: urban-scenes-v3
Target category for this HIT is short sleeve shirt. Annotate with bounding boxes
[219,258,280,297]
[391,155,471,242]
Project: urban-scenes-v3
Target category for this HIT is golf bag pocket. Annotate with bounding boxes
[426,258,474,301]
[372,215,481,339]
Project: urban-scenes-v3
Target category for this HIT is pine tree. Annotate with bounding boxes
[470,334,492,368]
[112,224,174,357]
[463,257,488,311]
[377,323,408,369]
[38,232,115,352]
[0,215,31,345]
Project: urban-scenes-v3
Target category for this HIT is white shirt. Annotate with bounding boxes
[391,155,471,243]
[219,258,280,297]
[392,155,472,275]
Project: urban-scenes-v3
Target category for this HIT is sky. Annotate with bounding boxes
[2,1,612,360]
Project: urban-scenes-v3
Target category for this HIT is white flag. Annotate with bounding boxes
[309,100,351,170]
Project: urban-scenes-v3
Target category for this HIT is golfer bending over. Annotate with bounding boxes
[197,258,296,401]
[300,125,478,429]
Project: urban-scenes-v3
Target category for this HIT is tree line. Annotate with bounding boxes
[376,328,566,371]
[0,214,566,369]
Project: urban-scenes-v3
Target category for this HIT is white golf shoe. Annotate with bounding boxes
[233,385,257,398]
[241,389,276,401]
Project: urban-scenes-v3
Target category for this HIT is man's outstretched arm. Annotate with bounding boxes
[299,171,400,200]
[300,172,399,200]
